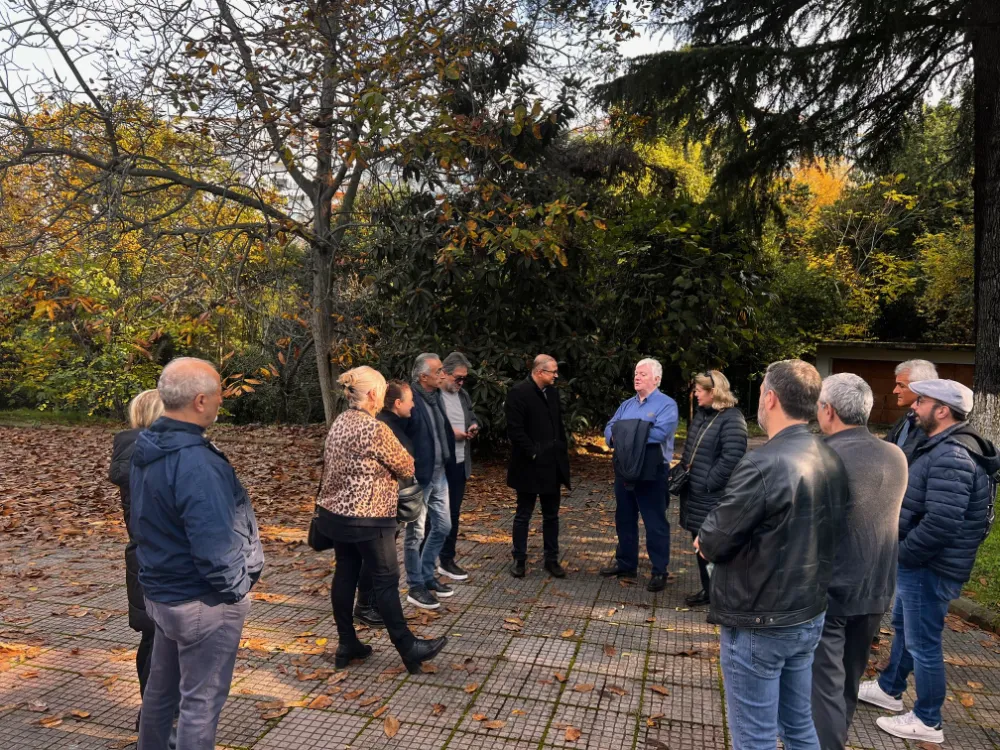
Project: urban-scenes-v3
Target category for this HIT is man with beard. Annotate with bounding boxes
[859,379,1000,745]
[695,359,848,749]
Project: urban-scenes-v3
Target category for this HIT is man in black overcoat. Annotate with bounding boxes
[505,354,571,578]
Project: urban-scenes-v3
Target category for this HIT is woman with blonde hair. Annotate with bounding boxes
[312,366,446,672]
[108,389,165,724]
[676,369,748,607]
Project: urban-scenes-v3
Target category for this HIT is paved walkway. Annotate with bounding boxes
[2,426,1000,749]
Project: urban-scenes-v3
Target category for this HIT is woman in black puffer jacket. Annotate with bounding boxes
[678,370,748,606]
[108,389,164,703]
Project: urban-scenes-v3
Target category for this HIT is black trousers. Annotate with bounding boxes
[511,491,560,562]
[328,527,415,653]
[440,460,468,562]
[691,531,711,593]
[811,612,884,750]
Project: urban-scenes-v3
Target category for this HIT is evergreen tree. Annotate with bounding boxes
[599,0,1000,439]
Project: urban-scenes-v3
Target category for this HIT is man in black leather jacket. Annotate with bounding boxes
[696,359,848,750]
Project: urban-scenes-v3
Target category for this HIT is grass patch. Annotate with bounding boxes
[0,408,122,428]
[965,490,1000,611]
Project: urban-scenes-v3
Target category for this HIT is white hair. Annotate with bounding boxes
[411,352,440,381]
[896,359,938,382]
[636,358,662,382]
[157,357,218,410]
[819,373,874,426]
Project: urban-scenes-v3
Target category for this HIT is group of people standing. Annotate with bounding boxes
[107,352,998,750]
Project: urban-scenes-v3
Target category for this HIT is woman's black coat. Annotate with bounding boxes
[109,429,156,634]
[679,406,748,533]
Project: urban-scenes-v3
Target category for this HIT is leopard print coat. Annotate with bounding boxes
[317,408,415,518]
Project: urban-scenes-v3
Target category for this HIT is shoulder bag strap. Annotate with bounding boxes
[685,412,722,470]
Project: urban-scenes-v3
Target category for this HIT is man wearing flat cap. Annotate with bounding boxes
[859,379,1000,745]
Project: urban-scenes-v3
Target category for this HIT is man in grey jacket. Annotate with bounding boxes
[436,351,480,581]
[812,373,908,750]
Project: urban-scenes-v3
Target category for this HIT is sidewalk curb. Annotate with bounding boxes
[949,596,1000,635]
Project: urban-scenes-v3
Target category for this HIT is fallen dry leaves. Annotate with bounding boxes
[383,715,400,738]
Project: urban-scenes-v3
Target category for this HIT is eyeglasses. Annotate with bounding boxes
[915,395,943,409]
[542,369,559,376]
[702,371,715,387]
[454,376,467,384]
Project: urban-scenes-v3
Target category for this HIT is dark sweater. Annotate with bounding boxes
[824,427,909,617]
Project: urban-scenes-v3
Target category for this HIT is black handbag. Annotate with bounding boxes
[396,479,425,524]
[307,506,334,551]
[669,412,720,498]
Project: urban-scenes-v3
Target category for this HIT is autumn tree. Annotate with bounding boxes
[1,0,616,421]
[599,0,1000,440]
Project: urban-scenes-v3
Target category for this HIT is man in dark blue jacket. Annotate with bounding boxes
[132,357,264,750]
[860,379,999,745]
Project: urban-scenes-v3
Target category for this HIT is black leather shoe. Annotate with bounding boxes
[647,573,667,593]
[354,604,385,629]
[599,563,637,578]
[684,589,710,606]
[510,560,526,578]
[544,560,567,578]
[334,641,373,669]
[400,636,448,674]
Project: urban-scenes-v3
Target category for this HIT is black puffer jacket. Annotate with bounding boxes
[108,429,155,634]
[698,424,849,628]
[679,406,748,533]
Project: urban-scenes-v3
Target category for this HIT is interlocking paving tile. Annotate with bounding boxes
[39,673,142,731]
[556,674,644,715]
[352,718,454,749]
[0,708,137,749]
[644,683,723,726]
[27,636,141,682]
[458,692,554,744]
[0,665,78,706]
[544,704,635,749]
[369,682,469,728]
[251,707,368,749]
[647,652,720,690]
[572,641,646,681]
[642,719,727,750]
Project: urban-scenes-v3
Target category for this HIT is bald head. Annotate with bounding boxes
[158,357,223,428]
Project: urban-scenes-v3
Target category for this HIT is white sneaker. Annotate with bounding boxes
[857,680,904,712]
[876,711,943,744]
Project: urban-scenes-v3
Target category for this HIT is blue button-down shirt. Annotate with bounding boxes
[604,388,679,460]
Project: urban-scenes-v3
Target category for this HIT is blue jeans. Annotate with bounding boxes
[721,613,825,750]
[403,507,426,589]
[613,466,670,574]
[878,565,963,727]
[419,467,451,586]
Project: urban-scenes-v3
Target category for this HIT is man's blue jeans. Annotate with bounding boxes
[721,612,825,750]
[419,467,451,586]
[613,466,670,574]
[403,508,426,589]
[878,564,963,727]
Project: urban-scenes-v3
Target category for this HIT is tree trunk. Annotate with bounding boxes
[971,0,1000,444]
[311,237,336,425]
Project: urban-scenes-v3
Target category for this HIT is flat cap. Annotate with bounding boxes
[910,379,974,416]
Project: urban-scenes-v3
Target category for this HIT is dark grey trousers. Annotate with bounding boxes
[138,595,251,750]
[811,612,883,750]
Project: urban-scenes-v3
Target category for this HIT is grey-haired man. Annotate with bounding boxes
[885,359,938,464]
[812,373,908,750]
[435,351,480,581]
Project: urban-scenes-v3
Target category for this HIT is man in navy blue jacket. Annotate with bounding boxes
[859,379,999,745]
[132,357,264,750]
[601,358,679,592]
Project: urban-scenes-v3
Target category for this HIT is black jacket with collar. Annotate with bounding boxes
[698,424,849,629]
[505,377,571,494]
[885,412,927,465]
